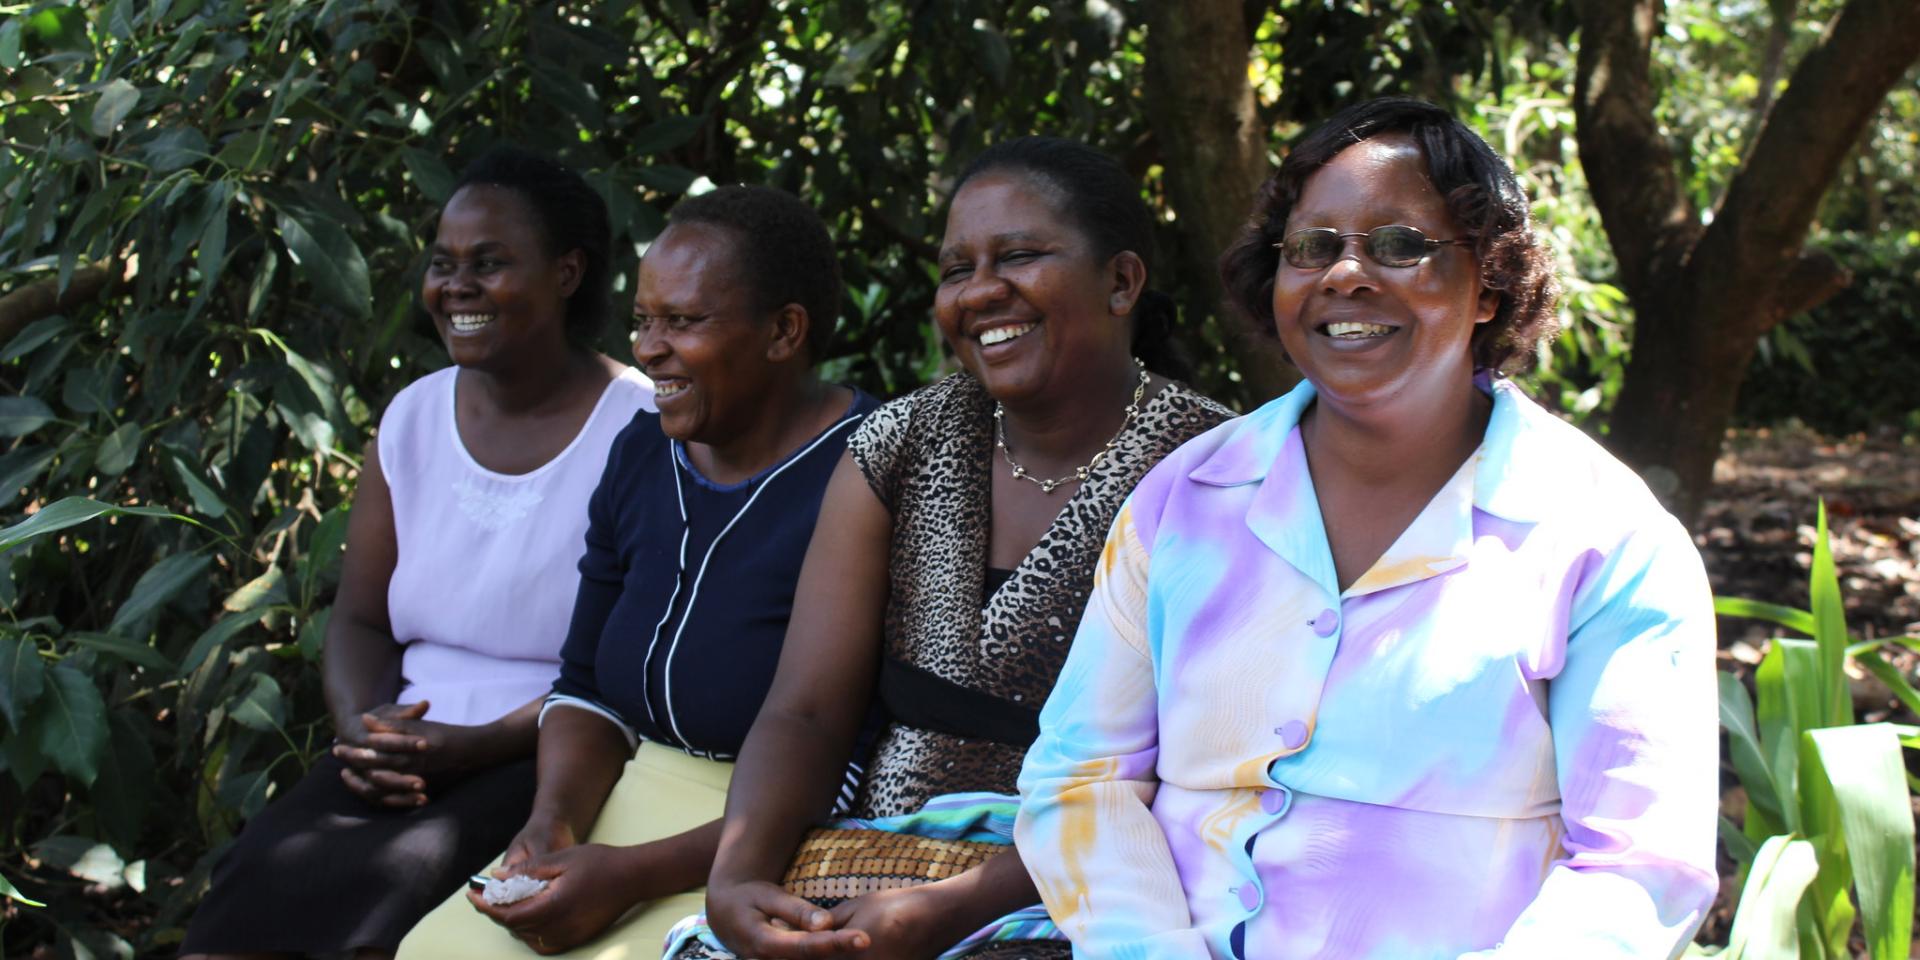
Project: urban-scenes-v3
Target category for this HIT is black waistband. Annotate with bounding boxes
[878,656,1040,748]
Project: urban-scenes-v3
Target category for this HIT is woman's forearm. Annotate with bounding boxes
[613,817,725,900]
[916,849,1042,946]
[322,617,404,732]
[528,706,633,838]
[709,704,859,886]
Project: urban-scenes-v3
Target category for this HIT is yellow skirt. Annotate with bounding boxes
[397,743,732,959]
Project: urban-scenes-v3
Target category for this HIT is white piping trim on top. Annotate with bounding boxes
[649,413,865,758]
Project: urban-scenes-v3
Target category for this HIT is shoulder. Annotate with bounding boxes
[603,365,658,416]
[1479,380,1678,539]
[849,372,982,456]
[379,366,458,430]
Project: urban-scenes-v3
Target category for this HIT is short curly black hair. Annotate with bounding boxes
[1219,96,1559,374]
[450,145,613,348]
[666,185,840,365]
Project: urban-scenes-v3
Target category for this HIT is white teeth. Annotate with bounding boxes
[978,322,1037,346]
[655,380,688,398]
[1324,321,1394,339]
[450,313,495,332]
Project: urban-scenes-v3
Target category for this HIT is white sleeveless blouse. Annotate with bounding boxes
[377,365,654,726]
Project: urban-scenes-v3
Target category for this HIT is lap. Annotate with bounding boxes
[398,743,733,959]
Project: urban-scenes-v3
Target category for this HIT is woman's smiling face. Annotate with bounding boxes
[421,184,580,370]
[630,221,781,444]
[933,171,1133,406]
[1270,135,1497,411]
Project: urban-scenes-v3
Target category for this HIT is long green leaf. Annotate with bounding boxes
[108,552,212,633]
[1799,730,1860,957]
[1716,596,1818,637]
[1857,651,1920,718]
[1809,502,1851,728]
[0,497,181,555]
[1721,671,1785,835]
[1808,725,1915,960]
[1724,835,1820,959]
[0,871,44,907]
[66,631,173,672]
[90,78,138,136]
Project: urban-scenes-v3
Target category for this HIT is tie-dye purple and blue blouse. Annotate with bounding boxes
[1014,377,1718,960]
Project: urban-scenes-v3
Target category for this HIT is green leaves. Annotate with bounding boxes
[0,396,56,437]
[275,210,372,320]
[0,635,47,728]
[0,497,181,555]
[110,552,213,633]
[1716,501,1918,960]
[1807,725,1915,958]
[33,665,109,787]
[92,79,139,136]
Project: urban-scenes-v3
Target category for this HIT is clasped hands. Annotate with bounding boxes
[706,879,953,960]
[331,700,488,807]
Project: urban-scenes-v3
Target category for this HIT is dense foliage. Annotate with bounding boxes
[0,0,1914,954]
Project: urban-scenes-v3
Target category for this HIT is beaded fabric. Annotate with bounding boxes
[781,827,1002,907]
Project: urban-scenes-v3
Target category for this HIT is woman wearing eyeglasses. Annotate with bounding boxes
[1014,97,1718,959]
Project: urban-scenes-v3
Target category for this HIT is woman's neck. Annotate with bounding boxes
[1303,373,1491,493]
[460,346,601,418]
[688,375,844,485]
[997,352,1144,475]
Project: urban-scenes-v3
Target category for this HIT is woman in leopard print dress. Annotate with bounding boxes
[675,137,1234,960]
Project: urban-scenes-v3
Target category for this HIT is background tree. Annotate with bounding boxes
[1573,0,1920,524]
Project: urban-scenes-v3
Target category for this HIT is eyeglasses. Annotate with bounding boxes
[1274,225,1468,270]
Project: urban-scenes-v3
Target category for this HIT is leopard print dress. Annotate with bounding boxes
[847,372,1235,818]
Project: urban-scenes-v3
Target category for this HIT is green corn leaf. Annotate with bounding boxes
[1856,651,1920,718]
[0,497,182,555]
[1809,501,1851,728]
[1808,725,1915,960]
[1716,596,1817,637]
[1799,730,1860,957]
[1721,671,1785,835]
[1723,834,1819,959]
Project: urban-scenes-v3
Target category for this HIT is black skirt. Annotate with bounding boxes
[180,753,536,953]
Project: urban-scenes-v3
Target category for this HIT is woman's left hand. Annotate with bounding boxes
[827,886,952,960]
[466,843,639,954]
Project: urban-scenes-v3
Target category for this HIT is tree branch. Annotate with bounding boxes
[1691,0,1920,335]
[1570,0,1695,302]
[0,263,118,347]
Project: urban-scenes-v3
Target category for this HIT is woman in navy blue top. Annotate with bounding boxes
[548,392,874,760]
[400,185,873,957]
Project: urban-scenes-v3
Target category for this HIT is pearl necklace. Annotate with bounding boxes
[994,359,1149,494]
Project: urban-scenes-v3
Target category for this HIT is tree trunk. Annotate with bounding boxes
[1574,0,1920,527]
[1143,0,1295,409]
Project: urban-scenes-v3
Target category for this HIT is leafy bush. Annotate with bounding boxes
[1702,503,1918,959]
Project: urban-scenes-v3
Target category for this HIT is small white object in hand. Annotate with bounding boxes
[481,874,548,906]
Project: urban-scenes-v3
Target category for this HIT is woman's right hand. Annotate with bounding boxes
[705,879,870,960]
[499,813,578,874]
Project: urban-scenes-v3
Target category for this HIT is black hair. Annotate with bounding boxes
[1219,96,1560,374]
[953,136,1185,378]
[449,145,614,349]
[665,185,840,365]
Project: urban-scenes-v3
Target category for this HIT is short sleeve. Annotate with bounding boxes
[845,391,917,513]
